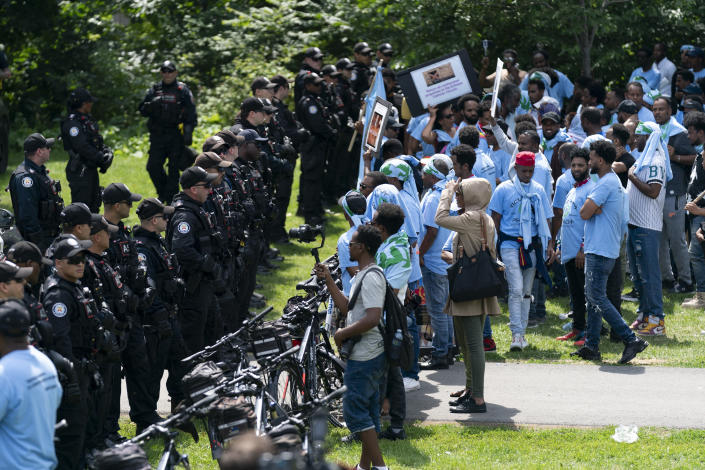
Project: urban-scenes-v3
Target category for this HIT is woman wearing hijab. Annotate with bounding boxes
[435,177,500,413]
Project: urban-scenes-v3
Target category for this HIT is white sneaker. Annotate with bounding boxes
[559,311,573,320]
[403,377,420,392]
[510,334,523,351]
[520,336,530,349]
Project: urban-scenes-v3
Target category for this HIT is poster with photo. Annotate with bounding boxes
[364,97,393,153]
[396,49,481,117]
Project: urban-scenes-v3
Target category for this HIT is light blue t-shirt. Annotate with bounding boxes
[553,171,577,211]
[472,150,497,192]
[491,148,512,182]
[0,347,62,470]
[337,227,357,295]
[533,160,555,199]
[629,67,662,91]
[692,68,705,81]
[560,179,596,263]
[638,106,655,123]
[584,172,624,259]
[520,69,574,103]
[409,114,435,158]
[419,184,452,275]
[488,179,552,249]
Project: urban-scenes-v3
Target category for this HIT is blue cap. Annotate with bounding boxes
[686,47,705,58]
[681,44,696,52]
[683,83,703,95]
[238,129,268,143]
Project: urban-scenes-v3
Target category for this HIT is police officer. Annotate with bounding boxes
[139,60,198,203]
[294,47,324,105]
[42,238,103,469]
[133,198,189,414]
[375,42,394,68]
[100,183,160,437]
[350,42,374,110]
[45,202,100,260]
[167,166,220,353]
[61,87,113,212]
[9,133,64,252]
[296,73,336,225]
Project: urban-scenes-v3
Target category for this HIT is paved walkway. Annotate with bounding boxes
[121,361,705,429]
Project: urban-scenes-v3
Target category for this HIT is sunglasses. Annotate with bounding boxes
[161,68,176,73]
[359,183,368,190]
[67,254,86,265]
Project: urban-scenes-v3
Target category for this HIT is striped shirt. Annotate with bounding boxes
[626,153,667,231]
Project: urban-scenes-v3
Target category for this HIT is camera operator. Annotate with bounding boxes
[315,224,388,470]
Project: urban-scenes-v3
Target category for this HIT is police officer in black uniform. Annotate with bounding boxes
[350,42,374,112]
[42,238,103,470]
[139,60,198,203]
[61,87,113,212]
[45,202,97,259]
[294,47,324,106]
[296,73,336,225]
[9,133,64,252]
[375,42,394,68]
[133,198,189,413]
[167,166,220,353]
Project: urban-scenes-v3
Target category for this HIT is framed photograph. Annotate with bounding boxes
[364,97,393,153]
[396,49,481,117]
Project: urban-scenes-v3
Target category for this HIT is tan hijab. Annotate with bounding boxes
[454,178,495,258]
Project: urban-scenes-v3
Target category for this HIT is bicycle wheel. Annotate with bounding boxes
[315,348,345,428]
[269,358,307,416]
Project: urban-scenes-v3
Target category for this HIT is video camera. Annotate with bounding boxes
[288,224,324,243]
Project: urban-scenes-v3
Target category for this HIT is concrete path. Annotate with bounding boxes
[121,361,705,429]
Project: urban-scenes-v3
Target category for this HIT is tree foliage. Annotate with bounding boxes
[1,0,704,128]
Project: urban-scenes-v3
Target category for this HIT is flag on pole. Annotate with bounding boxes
[358,66,387,184]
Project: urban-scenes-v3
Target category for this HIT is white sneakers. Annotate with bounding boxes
[510,334,529,351]
[682,292,705,309]
[403,377,420,392]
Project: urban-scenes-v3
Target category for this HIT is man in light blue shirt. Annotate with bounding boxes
[551,148,594,343]
[457,127,496,191]
[418,157,453,369]
[628,48,661,91]
[0,299,62,470]
[446,94,489,155]
[574,140,648,364]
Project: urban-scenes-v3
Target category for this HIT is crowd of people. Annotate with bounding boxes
[1,39,705,470]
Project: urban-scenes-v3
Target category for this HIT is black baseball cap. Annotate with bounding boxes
[686,47,705,58]
[0,261,33,283]
[52,238,92,260]
[683,98,704,110]
[260,98,277,114]
[68,88,96,108]
[541,111,561,124]
[238,129,268,143]
[338,191,367,215]
[0,299,31,338]
[195,152,232,169]
[180,166,218,189]
[202,135,228,153]
[251,76,277,93]
[160,60,177,72]
[303,73,324,85]
[378,43,394,55]
[136,197,175,220]
[102,183,142,204]
[270,74,293,87]
[241,97,265,116]
[60,202,102,226]
[216,129,245,147]
[617,100,639,114]
[6,241,52,266]
[303,47,324,60]
[336,58,355,70]
[90,216,119,235]
[23,133,55,153]
[321,64,340,77]
[354,42,372,55]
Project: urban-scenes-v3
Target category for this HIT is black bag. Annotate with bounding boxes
[349,266,414,370]
[93,442,150,470]
[181,361,226,402]
[447,216,506,302]
[206,396,256,458]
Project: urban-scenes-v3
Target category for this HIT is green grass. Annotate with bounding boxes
[118,419,705,469]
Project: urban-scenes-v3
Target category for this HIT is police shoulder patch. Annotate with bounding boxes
[308,105,318,114]
[137,253,147,263]
[69,126,79,137]
[21,176,33,188]
[177,221,190,234]
[52,303,68,318]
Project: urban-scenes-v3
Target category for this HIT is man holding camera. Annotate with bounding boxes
[61,87,113,212]
[315,223,388,470]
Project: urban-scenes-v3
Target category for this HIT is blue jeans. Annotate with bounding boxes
[585,254,636,350]
[689,215,705,292]
[627,226,664,319]
[343,353,387,434]
[529,278,547,319]
[421,265,452,358]
[483,315,492,339]
[501,246,536,336]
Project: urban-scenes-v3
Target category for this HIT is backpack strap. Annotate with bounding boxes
[348,265,385,310]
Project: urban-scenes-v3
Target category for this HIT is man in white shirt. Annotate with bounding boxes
[653,42,676,97]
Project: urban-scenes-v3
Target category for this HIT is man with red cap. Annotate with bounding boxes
[489,151,552,352]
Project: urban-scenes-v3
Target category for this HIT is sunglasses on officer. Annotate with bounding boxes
[66,254,86,265]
